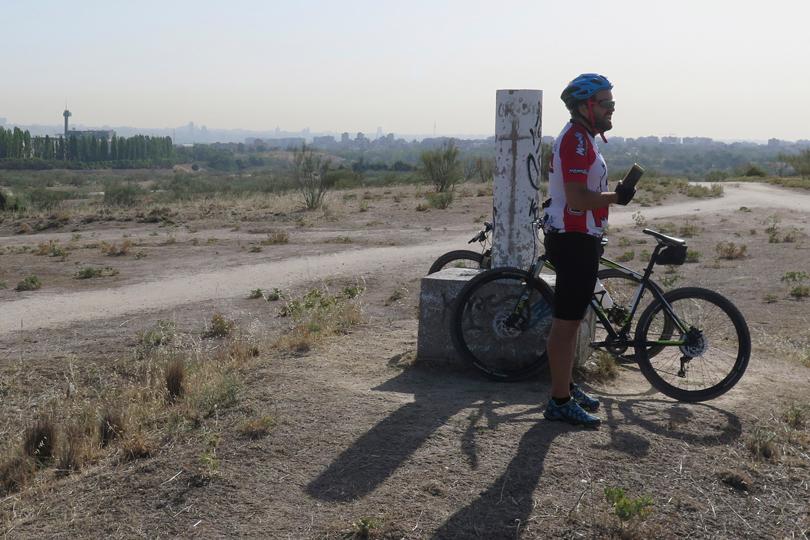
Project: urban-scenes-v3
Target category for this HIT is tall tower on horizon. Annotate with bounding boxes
[63,109,72,138]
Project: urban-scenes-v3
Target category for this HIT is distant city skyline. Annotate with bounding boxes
[4,113,805,147]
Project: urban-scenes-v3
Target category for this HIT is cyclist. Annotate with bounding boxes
[542,73,636,427]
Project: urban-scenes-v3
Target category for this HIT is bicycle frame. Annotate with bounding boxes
[529,245,692,354]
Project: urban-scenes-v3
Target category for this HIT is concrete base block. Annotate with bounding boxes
[416,268,594,368]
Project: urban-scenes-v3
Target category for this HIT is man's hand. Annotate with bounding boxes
[615,181,636,206]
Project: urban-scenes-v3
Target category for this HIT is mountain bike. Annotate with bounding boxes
[450,227,751,402]
[431,222,666,363]
[427,221,492,274]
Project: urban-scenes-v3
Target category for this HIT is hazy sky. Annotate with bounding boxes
[5,0,809,140]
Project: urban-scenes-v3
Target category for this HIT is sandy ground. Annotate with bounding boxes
[1,181,810,539]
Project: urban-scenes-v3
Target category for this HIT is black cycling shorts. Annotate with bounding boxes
[544,232,600,321]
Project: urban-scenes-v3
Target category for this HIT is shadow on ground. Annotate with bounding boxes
[306,356,742,538]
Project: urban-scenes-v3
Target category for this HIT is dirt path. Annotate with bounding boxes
[3,182,809,337]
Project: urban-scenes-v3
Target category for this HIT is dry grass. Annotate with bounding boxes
[120,433,154,462]
[578,351,620,383]
[100,239,133,256]
[261,229,289,245]
[56,424,89,477]
[274,286,365,354]
[238,416,275,439]
[0,455,35,495]
[23,419,57,465]
[165,357,185,401]
[98,409,125,448]
[715,241,747,260]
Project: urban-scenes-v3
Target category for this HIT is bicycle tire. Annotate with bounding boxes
[595,269,672,362]
[633,287,751,402]
[427,250,486,274]
[451,267,554,381]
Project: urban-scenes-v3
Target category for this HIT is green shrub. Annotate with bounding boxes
[248,288,264,299]
[683,183,723,198]
[616,250,634,262]
[743,164,767,177]
[790,285,810,299]
[104,182,145,207]
[421,142,462,192]
[426,191,453,209]
[74,266,118,279]
[604,486,654,527]
[204,313,235,338]
[140,320,176,349]
[15,275,42,291]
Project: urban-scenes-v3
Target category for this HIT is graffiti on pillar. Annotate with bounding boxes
[528,197,539,220]
[526,107,543,190]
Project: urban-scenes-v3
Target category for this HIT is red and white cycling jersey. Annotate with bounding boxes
[544,122,609,237]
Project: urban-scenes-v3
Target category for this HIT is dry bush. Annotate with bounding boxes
[101,239,132,256]
[120,433,154,462]
[99,409,125,448]
[16,222,33,234]
[36,240,67,257]
[715,241,747,260]
[578,351,619,383]
[23,419,57,465]
[678,223,701,237]
[238,416,275,439]
[746,426,780,462]
[261,229,290,246]
[165,357,185,401]
[0,455,35,495]
[275,286,365,353]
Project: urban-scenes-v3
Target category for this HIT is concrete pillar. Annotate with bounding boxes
[492,90,543,270]
[416,89,594,373]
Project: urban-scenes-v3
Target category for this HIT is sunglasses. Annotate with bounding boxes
[594,99,615,110]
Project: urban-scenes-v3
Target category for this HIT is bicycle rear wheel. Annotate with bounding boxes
[428,250,485,274]
[451,268,554,381]
[634,287,751,402]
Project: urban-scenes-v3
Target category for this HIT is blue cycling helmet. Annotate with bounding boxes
[561,73,613,110]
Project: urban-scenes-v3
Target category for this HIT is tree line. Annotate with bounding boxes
[0,127,173,164]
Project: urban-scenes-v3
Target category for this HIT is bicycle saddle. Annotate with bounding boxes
[643,228,686,246]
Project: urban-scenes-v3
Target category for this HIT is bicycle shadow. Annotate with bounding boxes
[434,396,742,538]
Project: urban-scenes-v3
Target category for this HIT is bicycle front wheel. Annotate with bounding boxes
[634,287,751,402]
[451,267,554,381]
[428,250,486,274]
